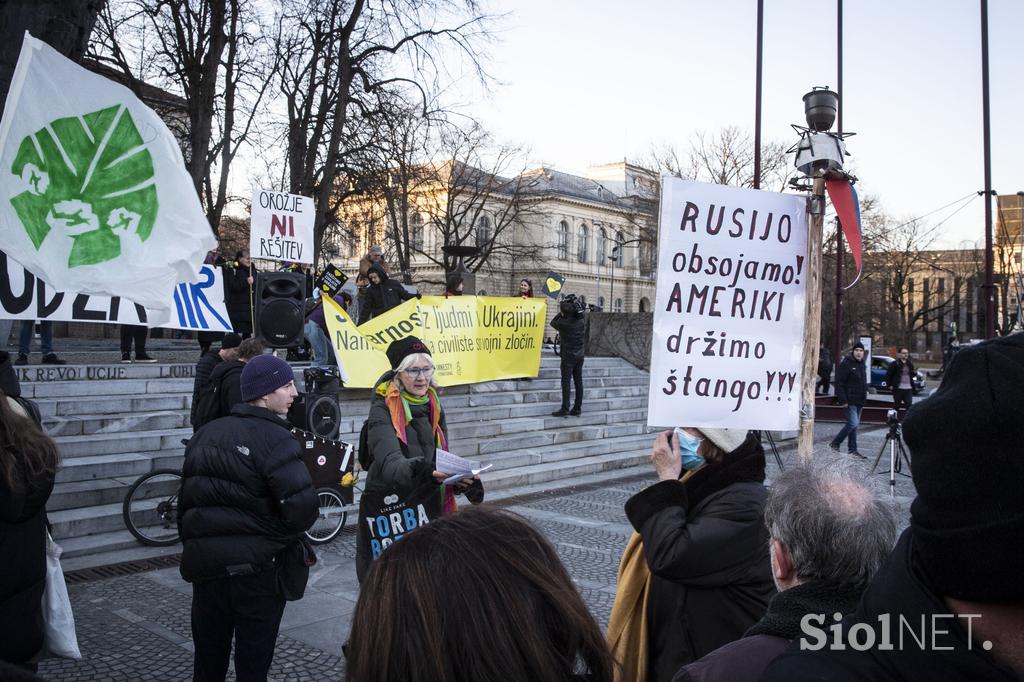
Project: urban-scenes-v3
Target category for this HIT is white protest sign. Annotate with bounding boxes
[0,251,231,332]
[647,177,808,431]
[0,34,216,324]
[250,189,314,264]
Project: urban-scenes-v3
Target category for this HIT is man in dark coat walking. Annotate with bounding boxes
[179,353,318,681]
[551,296,587,416]
[762,334,1024,681]
[829,342,868,457]
[884,346,916,412]
[672,464,897,682]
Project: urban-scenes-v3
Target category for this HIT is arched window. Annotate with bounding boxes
[614,298,623,313]
[557,220,569,260]
[410,213,424,251]
[597,227,607,263]
[348,227,359,258]
[577,224,589,264]
[615,231,625,267]
[639,297,650,312]
[475,215,492,248]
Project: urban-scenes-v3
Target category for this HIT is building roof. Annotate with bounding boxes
[518,167,632,208]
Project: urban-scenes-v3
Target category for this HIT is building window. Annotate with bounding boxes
[615,297,623,313]
[557,220,569,260]
[348,231,359,258]
[577,224,589,263]
[475,215,492,248]
[615,231,625,266]
[639,241,654,276]
[411,213,424,252]
[639,297,650,312]
[597,227,607,263]
[598,295,605,310]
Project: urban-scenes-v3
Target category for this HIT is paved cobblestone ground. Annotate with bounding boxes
[38,423,914,681]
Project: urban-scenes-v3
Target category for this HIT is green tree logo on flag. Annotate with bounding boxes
[9,104,158,267]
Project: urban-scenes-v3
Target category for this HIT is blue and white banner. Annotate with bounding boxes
[0,251,231,332]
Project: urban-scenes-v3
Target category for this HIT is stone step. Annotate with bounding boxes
[477,432,653,470]
[54,428,191,459]
[49,477,136,511]
[45,411,189,437]
[36,394,190,419]
[58,528,180,562]
[22,377,196,399]
[483,448,652,491]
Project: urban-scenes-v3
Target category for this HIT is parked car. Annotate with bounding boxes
[870,355,926,395]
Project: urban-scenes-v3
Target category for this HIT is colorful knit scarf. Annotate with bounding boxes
[377,381,456,513]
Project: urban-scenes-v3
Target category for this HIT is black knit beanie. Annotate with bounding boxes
[902,333,1024,601]
[386,336,431,370]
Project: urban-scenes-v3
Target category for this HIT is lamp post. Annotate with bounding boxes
[607,238,644,312]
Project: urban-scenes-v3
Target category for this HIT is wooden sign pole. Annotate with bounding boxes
[798,173,827,461]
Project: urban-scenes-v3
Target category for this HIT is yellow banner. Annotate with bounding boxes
[324,295,546,388]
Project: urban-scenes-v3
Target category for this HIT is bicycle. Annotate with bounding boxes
[304,470,362,545]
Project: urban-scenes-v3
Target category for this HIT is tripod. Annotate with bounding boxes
[754,430,785,471]
[868,418,912,497]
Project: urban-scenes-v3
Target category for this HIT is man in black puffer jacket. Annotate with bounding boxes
[179,354,317,681]
[828,342,868,457]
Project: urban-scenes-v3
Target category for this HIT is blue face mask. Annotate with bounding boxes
[674,428,705,471]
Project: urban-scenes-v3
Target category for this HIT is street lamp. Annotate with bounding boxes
[607,238,645,312]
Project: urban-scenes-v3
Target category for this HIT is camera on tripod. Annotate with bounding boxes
[885,408,901,436]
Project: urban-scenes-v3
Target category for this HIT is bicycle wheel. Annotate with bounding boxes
[122,469,183,547]
[305,488,347,545]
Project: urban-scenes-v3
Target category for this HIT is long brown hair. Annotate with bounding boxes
[346,506,614,682]
[0,392,60,489]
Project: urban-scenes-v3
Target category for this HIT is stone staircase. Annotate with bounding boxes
[29,352,654,561]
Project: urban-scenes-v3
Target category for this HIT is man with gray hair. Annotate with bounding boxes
[672,462,897,682]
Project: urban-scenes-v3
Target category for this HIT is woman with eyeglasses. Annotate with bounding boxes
[356,336,483,581]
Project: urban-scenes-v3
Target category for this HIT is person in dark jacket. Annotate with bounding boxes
[884,346,916,412]
[608,427,775,682]
[357,263,417,325]
[0,351,59,671]
[762,334,1024,681]
[828,342,868,457]
[179,353,318,682]
[816,345,833,394]
[444,273,464,297]
[223,249,257,338]
[551,296,587,417]
[201,337,263,425]
[356,336,483,581]
[672,464,897,682]
[190,332,241,429]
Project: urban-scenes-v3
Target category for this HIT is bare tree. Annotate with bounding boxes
[268,0,493,265]
[90,0,273,233]
[648,125,792,192]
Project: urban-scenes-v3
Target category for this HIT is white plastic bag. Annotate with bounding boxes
[42,530,81,659]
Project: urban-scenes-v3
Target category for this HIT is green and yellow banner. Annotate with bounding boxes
[324,295,546,388]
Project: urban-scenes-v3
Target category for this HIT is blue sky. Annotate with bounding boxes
[462,0,1023,248]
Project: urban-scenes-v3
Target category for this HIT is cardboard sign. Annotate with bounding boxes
[315,263,348,298]
[542,271,565,299]
[647,177,808,431]
[250,189,314,264]
[0,251,232,331]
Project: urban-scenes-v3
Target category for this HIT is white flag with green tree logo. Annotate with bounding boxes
[0,33,215,323]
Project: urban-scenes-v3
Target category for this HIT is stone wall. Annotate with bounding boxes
[586,312,653,370]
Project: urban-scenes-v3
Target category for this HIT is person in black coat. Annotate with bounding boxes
[762,334,1024,681]
[613,427,775,682]
[223,249,257,338]
[884,346,916,412]
[357,263,417,325]
[0,351,59,671]
[190,332,241,429]
[828,342,868,457]
[551,296,587,417]
[179,353,318,681]
[816,345,833,394]
[673,464,897,682]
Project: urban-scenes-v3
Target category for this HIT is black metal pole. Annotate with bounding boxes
[753,0,763,189]
[833,0,845,367]
[981,0,995,338]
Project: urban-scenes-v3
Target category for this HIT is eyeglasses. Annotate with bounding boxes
[402,367,434,378]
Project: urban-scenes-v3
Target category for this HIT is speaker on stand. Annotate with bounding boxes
[288,366,342,440]
[255,271,306,348]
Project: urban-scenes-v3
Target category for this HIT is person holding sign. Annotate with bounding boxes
[608,427,774,682]
[223,249,257,338]
[355,336,483,581]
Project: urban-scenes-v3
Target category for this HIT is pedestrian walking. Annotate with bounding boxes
[884,346,915,412]
[608,427,774,682]
[828,342,868,457]
[179,354,317,682]
[0,351,59,672]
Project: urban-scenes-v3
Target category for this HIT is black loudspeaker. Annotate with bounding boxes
[255,272,306,348]
[287,367,342,440]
